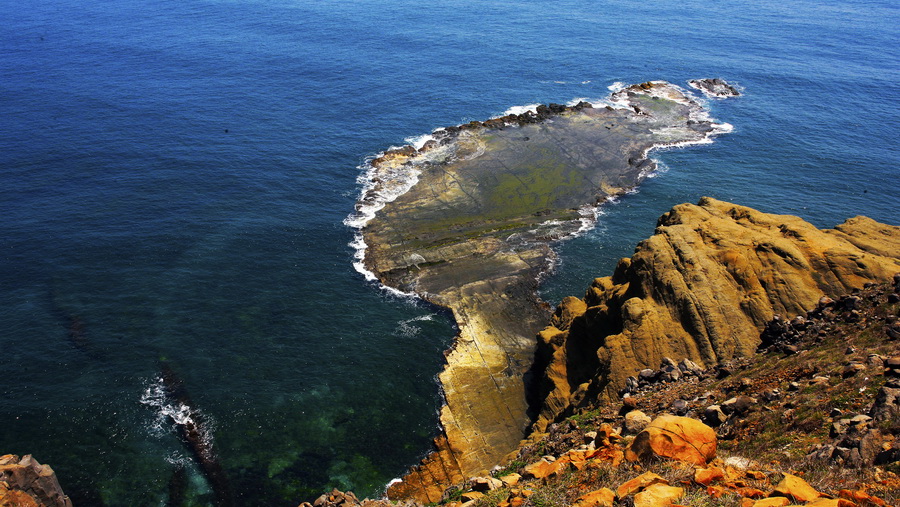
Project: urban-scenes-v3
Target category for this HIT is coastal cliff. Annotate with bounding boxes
[306,200,900,507]
[352,82,736,502]
[531,197,900,431]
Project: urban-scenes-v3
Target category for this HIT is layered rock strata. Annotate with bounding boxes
[353,82,734,502]
[533,197,900,431]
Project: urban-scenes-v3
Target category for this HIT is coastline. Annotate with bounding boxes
[347,80,739,501]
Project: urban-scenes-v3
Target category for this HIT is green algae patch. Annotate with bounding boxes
[486,151,585,217]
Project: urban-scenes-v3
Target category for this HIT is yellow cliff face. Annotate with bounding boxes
[533,197,900,430]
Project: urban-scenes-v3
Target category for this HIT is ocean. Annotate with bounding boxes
[1,0,897,505]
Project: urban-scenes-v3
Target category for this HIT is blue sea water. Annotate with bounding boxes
[1,0,897,505]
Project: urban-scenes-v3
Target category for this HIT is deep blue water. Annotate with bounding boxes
[1,0,897,505]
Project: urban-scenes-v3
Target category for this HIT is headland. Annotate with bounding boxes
[348,81,736,501]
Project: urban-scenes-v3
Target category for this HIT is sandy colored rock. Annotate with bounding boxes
[625,410,652,434]
[633,483,684,507]
[499,473,521,487]
[616,471,668,499]
[625,415,717,466]
[573,487,615,507]
[693,466,726,486]
[471,476,503,492]
[769,473,821,503]
[532,198,900,430]
[522,458,564,479]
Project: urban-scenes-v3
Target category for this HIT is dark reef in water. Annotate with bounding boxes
[688,78,741,98]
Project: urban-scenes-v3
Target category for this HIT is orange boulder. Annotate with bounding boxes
[522,458,565,479]
[625,415,717,466]
[694,466,725,486]
[633,484,684,507]
[617,472,668,499]
[838,489,886,506]
[573,488,615,507]
[769,473,821,503]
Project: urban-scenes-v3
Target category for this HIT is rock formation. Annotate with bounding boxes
[0,454,72,507]
[352,82,736,502]
[533,197,900,430]
[298,276,900,507]
[688,78,741,98]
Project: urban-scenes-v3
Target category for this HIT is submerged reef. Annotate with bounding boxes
[351,81,736,502]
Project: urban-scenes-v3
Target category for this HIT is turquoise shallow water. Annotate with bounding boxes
[1,0,898,505]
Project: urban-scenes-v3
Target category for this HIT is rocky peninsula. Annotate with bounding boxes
[308,200,899,507]
[351,81,736,501]
[6,200,899,506]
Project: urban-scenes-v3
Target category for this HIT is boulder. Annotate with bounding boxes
[670,399,689,416]
[633,483,684,507]
[804,499,858,507]
[616,472,668,499]
[625,415,717,465]
[769,473,821,503]
[499,473,520,487]
[693,466,725,486]
[624,410,652,435]
[460,490,484,502]
[678,358,703,376]
[522,458,563,479]
[721,396,756,415]
[573,488,615,507]
[470,476,503,492]
[703,405,728,427]
[869,383,900,422]
[842,362,865,378]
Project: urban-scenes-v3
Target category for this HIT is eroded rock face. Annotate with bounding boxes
[533,198,900,430]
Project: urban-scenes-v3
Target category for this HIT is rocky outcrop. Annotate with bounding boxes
[356,83,736,502]
[688,78,741,98]
[0,455,72,507]
[533,197,900,430]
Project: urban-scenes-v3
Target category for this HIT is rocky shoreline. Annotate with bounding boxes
[296,203,900,507]
[6,199,899,506]
[351,81,737,502]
